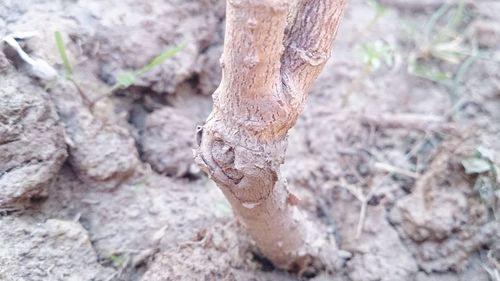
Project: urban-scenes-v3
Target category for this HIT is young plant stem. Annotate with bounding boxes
[194,0,347,274]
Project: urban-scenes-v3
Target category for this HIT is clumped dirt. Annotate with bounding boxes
[390,141,499,274]
[1,0,499,281]
[139,106,199,177]
[0,217,113,281]
[0,70,67,207]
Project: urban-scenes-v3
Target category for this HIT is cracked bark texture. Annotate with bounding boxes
[194,0,346,273]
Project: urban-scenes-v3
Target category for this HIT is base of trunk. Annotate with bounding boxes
[194,124,342,276]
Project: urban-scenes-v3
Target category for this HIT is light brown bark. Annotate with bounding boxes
[194,0,346,274]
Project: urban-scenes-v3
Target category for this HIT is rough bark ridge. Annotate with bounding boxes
[194,0,346,274]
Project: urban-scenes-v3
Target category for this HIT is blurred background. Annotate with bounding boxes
[1,0,499,280]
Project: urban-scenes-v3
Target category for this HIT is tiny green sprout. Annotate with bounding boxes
[136,43,186,76]
[361,40,393,71]
[410,62,451,82]
[368,0,386,19]
[462,146,496,175]
[412,0,470,67]
[476,146,495,162]
[130,175,150,192]
[448,0,466,32]
[462,157,491,175]
[423,2,451,45]
[54,31,73,79]
[115,72,136,89]
[474,175,494,202]
[405,0,494,106]
[111,43,186,91]
[359,0,386,36]
[343,40,392,106]
[462,146,499,206]
[108,254,125,268]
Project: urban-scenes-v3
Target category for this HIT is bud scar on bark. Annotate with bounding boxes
[194,0,347,274]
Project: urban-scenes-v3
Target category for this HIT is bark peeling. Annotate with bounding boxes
[194,0,347,274]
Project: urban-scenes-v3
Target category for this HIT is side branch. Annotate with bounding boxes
[283,0,347,93]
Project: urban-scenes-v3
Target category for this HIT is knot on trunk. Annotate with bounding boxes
[194,125,279,205]
[212,139,244,184]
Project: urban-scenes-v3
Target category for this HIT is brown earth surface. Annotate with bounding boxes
[1,0,499,280]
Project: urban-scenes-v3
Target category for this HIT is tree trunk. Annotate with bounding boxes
[194,0,347,275]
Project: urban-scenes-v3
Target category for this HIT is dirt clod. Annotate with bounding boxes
[93,0,223,94]
[390,142,500,273]
[0,217,113,281]
[0,69,67,207]
[140,222,294,281]
[47,79,140,189]
[139,106,199,177]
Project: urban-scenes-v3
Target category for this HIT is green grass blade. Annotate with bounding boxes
[115,72,137,89]
[424,3,451,43]
[368,0,386,18]
[135,43,186,76]
[448,0,466,32]
[54,31,73,78]
[450,50,478,101]
[108,43,186,92]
